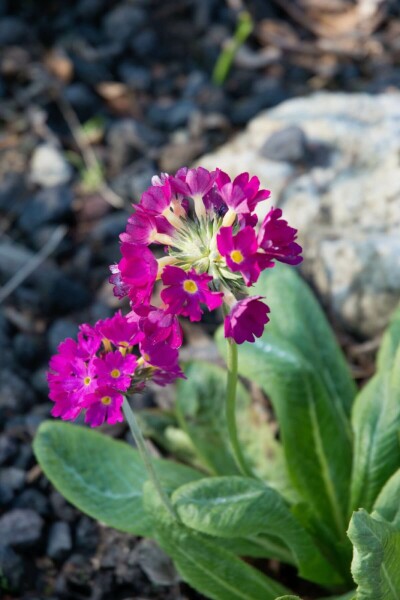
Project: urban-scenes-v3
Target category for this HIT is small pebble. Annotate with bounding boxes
[75,516,99,554]
[47,320,79,355]
[50,491,76,522]
[47,521,72,561]
[147,100,196,131]
[30,144,72,188]
[260,126,308,163]
[137,539,180,586]
[0,509,44,550]
[18,186,73,232]
[0,370,36,421]
[0,434,18,465]
[0,467,25,499]
[103,4,146,42]
[0,17,29,46]
[0,544,25,591]
[14,489,50,516]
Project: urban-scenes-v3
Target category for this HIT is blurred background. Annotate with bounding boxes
[0,0,399,598]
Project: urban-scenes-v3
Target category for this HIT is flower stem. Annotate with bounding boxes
[225,339,254,478]
[122,398,177,520]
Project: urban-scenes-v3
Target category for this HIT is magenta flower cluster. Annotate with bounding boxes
[110,167,302,344]
[48,311,184,427]
[48,166,302,427]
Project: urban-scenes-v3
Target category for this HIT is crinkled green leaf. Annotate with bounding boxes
[348,509,400,600]
[350,338,400,514]
[33,420,202,537]
[275,596,302,600]
[143,482,290,600]
[176,361,291,495]
[172,476,342,587]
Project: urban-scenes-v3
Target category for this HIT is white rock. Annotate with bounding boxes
[197,92,400,335]
[30,144,72,187]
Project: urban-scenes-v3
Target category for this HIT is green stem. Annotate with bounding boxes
[122,398,177,520]
[212,11,253,86]
[225,339,254,478]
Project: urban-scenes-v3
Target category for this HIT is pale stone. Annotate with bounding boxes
[196,92,400,335]
[30,144,72,187]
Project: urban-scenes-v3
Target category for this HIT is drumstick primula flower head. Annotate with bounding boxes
[47,167,302,426]
[110,166,302,344]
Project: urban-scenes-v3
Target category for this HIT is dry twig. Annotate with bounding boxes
[0,224,67,305]
[57,96,124,209]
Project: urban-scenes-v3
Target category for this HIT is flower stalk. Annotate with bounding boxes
[122,397,177,520]
[225,338,254,478]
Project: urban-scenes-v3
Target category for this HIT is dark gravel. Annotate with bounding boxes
[0,509,44,550]
[47,522,73,561]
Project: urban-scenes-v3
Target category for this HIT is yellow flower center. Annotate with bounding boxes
[143,353,150,363]
[183,279,198,294]
[230,250,244,264]
[83,376,91,386]
[101,396,112,405]
[110,369,121,378]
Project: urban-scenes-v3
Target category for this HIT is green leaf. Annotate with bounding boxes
[216,266,356,572]
[377,305,400,371]
[318,593,355,600]
[33,420,202,537]
[350,340,400,513]
[348,509,400,599]
[34,422,271,565]
[252,265,356,428]
[172,476,342,587]
[373,469,400,526]
[176,362,239,475]
[277,593,357,600]
[143,482,290,600]
[176,361,290,493]
[214,536,293,562]
[176,480,295,564]
[217,266,354,544]
[137,409,202,468]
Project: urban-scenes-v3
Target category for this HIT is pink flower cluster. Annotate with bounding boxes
[48,311,184,427]
[48,166,302,428]
[110,167,302,344]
